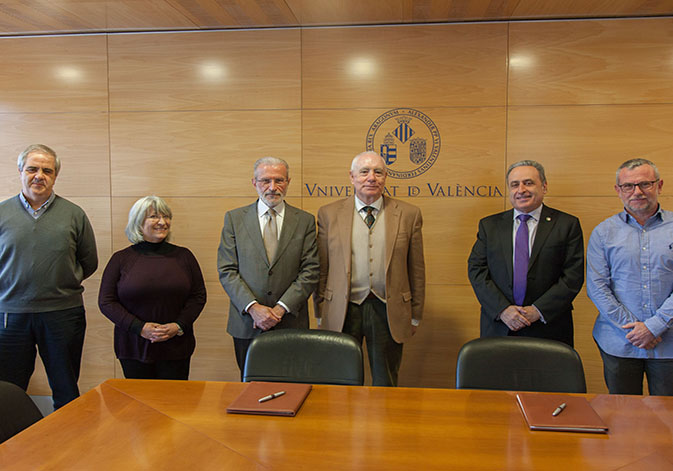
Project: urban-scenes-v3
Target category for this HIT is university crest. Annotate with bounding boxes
[366,108,440,179]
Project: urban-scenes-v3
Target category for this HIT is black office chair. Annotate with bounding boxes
[243,329,364,385]
[0,381,44,444]
[455,337,587,393]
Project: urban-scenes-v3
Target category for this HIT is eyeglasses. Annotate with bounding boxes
[146,214,171,222]
[617,179,659,193]
[256,178,288,186]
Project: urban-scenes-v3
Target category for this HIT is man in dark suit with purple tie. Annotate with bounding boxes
[467,160,584,347]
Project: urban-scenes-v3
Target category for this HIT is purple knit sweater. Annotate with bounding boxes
[98,241,206,362]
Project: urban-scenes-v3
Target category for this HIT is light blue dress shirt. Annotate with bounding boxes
[19,191,55,219]
[587,207,673,359]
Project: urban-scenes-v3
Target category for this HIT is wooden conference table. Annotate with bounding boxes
[1,379,673,470]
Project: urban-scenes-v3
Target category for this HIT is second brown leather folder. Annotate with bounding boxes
[227,381,312,417]
[516,392,609,433]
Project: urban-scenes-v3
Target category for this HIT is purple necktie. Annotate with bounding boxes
[513,214,531,306]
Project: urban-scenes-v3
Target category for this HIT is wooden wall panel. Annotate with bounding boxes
[302,23,507,109]
[509,18,673,105]
[571,289,608,393]
[108,29,301,111]
[72,196,114,391]
[79,278,116,392]
[507,104,673,195]
[109,111,301,197]
[0,113,110,197]
[71,196,113,280]
[0,35,108,112]
[400,284,481,388]
[190,281,239,382]
[424,198,506,286]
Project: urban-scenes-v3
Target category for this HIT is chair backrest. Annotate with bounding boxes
[243,329,364,385]
[455,337,587,393]
[0,381,44,444]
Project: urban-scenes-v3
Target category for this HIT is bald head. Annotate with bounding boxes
[349,152,387,204]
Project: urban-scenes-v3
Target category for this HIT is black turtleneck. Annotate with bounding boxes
[132,239,175,255]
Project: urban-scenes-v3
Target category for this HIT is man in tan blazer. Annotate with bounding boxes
[314,151,425,386]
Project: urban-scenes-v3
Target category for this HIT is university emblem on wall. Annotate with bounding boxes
[366,108,440,179]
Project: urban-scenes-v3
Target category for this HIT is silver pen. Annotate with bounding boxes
[552,402,567,416]
[258,391,286,403]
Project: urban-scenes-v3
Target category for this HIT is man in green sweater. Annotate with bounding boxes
[0,144,98,409]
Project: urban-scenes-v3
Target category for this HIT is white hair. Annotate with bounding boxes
[350,151,386,172]
[125,196,172,244]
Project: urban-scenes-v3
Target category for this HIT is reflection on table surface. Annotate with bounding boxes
[2,379,673,470]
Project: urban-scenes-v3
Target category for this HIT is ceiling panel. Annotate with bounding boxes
[509,0,673,19]
[0,0,197,33]
[166,0,298,28]
[0,0,672,35]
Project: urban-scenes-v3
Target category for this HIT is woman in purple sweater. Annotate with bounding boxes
[98,196,206,380]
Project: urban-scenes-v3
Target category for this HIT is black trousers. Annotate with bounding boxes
[598,344,673,396]
[0,307,86,409]
[343,297,403,387]
[233,337,254,381]
[119,358,191,380]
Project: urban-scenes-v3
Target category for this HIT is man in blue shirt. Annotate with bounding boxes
[587,158,673,395]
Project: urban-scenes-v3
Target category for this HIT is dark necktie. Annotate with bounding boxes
[513,214,531,306]
[363,206,375,229]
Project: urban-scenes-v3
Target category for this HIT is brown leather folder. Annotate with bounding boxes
[226,381,312,417]
[516,393,609,433]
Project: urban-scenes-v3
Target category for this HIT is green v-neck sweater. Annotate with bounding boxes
[0,195,98,313]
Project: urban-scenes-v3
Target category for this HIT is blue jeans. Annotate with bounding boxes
[0,307,86,409]
[598,344,673,396]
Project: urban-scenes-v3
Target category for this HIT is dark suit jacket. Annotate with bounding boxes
[467,204,584,346]
[217,201,319,339]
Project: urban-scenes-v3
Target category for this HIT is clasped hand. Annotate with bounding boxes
[500,305,541,332]
[249,303,286,331]
[141,322,180,343]
[622,321,661,349]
